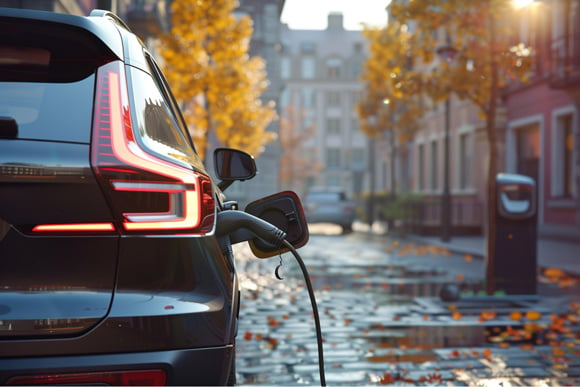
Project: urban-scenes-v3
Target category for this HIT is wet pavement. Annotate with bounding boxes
[234,226,580,386]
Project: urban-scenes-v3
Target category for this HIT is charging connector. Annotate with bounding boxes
[216,210,326,386]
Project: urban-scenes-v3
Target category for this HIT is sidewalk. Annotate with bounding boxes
[408,234,580,277]
[353,221,580,277]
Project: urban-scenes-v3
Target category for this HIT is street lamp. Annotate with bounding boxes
[436,33,457,242]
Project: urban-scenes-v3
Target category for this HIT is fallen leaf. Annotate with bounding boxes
[526,311,542,321]
[552,347,565,357]
[483,348,492,358]
[464,254,473,262]
[480,311,497,320]
[452,312,462,320]
[544,267,565,278]
[510,312,523,321]
[244,331,253,340]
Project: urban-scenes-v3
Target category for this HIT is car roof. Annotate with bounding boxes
[0,7,124,61]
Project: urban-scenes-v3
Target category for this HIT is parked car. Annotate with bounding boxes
[303,188,356,233]
[0,7,312,386]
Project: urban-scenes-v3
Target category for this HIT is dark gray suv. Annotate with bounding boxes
[0,7,237,385]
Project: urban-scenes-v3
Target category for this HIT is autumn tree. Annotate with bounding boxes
[278,106,323,195]
[389,0,533,294]
[357,21,426,197]
[158,0,277,161]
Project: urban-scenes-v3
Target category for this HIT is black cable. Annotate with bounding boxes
[283,239,326,386]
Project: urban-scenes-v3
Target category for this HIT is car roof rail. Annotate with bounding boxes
[89,9,132,33]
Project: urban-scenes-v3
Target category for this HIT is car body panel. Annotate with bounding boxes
[0,6,238,385]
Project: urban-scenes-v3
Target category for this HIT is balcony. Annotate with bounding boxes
[549,35,580,90]
[124,0,170,40]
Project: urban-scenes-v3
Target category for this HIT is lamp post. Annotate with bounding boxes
[436,33,457,242]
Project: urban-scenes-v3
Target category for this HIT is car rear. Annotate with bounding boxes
[0,8,236,385]
[304,190,356,232]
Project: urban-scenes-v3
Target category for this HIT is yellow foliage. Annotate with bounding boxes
[357,21,427,140]
[157,0,277,161]
[388,0,534,114]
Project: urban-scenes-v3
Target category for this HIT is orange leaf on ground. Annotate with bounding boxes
[244,331,253,340]
[552,347,566,357]
[526,311,542,321]
[509,311,523,321]
[452,312,462,320]
[544,267,565,278]
[480,311,497,320]
[456,274,465,281]
[483,348,492,358]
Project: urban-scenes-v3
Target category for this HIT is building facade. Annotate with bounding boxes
[389,0,580,241]
[279,13,369,199]
[503,0,580,241]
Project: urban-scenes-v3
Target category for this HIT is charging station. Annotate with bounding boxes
[491,173,538,294]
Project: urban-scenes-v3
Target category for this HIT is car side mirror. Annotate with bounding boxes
[245,191,309,258]
[213,148,257,191]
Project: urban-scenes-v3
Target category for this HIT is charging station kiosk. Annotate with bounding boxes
[492,173,538,294]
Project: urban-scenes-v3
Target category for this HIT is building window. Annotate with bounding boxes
[418,143,425,191]
[459,133,472,190]
[350,57,364,79]
[326,118,340,134]
[554,114,574,197]
[301,88,315,108]
[327,92,340,107]
[516,123,540,183]
[326,148,341,168]
[301,57,316,79]
[351,148,365,167]
[351,117,359,132]
[352,171,364,194]
[430,140,438,190]
[280,56,291,79]
[325,57,341,79]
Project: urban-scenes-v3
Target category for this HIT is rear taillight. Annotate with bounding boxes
[32,60,215,235]
[6,369,167,386]
[90,60,215,235]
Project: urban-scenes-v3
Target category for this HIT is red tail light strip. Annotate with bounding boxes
[32,223,115,232]
[100,68,209,232]
[32,61,215,235]
[6,369,167,386]
[93,61,214,234]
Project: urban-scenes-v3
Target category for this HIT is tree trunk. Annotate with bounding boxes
[485,8,499,295]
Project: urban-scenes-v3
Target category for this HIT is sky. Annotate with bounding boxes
[280,0,390,30]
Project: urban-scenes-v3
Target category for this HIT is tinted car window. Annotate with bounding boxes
[306,192,344,202]
[127,65,197,168]
[0,20,117,143]
[0,79,94,143]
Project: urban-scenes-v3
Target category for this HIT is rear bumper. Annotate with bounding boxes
[0,345,234,386]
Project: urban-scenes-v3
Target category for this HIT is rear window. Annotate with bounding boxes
[306,192,346,202]
[0,18,116,143]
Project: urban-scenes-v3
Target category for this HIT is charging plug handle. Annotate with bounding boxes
[216,210,287,248]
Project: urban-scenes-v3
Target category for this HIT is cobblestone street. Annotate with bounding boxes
[235,228,580,386]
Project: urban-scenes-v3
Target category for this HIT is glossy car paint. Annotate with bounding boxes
[0,7,238,385]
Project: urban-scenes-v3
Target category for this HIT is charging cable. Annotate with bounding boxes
[216,211,327,386]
